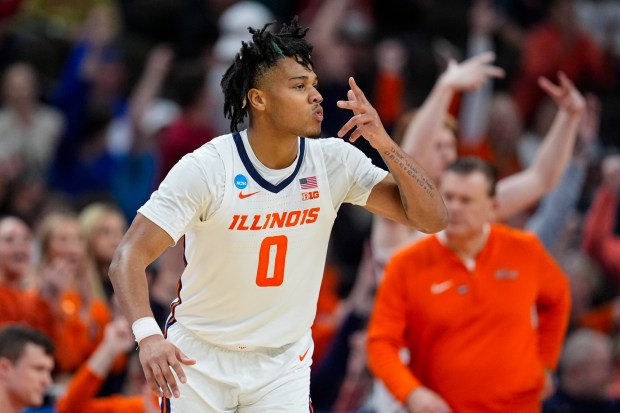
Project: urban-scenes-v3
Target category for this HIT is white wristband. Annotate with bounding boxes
[132,317,164,344]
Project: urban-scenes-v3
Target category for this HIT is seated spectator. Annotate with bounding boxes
[36,211,111,374]
[0,216,56,339]
[78,202,127,300]
[0,324,55,413]
[544,328,620,413]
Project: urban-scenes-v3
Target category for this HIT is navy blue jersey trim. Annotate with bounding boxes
[160,396,170,412]
[232,131,306,193]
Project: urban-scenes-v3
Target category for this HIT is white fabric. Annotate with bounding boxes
[139,130,387,348]
[165,322,314,412]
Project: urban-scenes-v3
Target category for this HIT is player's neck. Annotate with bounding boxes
[246,127,299,170]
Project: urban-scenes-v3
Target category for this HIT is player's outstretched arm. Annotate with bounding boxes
[495,72,585,221]
[109,214,196,399]
[337,77,447,233]
[400,51,504,159]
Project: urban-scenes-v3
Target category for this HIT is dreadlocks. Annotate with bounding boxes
[220,17,314,132]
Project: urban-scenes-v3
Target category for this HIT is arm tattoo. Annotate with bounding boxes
[383,147,436,198]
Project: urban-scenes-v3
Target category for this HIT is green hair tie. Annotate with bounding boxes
[271,41,285,59]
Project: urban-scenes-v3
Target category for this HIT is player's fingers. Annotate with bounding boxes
[158,361,180,398]
[337,112,374,138]
[150,364,171,398]
[171,350,195,387]
[349,128,364,143]
[169,360,188,388]
[348,77,369,104]
[176,348,197,366]
[336,99,366,113]
[143,366,164,398]
[337,115,361,138]
[346,89,362,116]
[347,89,357,102]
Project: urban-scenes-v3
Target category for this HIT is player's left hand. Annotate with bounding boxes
[336,77,391,149]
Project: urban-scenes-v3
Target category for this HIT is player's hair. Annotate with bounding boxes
[220,17,314,132]
[0,325,54,363]
[445,157,499,196]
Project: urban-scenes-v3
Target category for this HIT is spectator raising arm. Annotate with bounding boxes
[495,72,585,221]
[400,51,504,170]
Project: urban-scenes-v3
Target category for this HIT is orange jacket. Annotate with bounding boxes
[367,224,570,413]
[56,364,158,413]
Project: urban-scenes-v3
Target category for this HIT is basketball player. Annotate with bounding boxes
[109,18,447,412]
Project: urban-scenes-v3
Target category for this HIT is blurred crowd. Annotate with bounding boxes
[0,0,619,412]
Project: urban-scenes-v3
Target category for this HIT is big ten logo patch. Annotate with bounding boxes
[302,191,319,201]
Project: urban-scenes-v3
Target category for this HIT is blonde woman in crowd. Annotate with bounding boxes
[79,202,127,300]
[36,211,111,374]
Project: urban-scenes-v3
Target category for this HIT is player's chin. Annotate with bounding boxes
[304,125,322,139]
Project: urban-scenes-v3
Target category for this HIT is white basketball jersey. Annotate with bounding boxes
[139,130,387,348]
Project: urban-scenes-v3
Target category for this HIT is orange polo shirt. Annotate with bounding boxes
[367,224,570,413]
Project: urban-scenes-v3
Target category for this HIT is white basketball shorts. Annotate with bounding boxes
[160,322,315,412]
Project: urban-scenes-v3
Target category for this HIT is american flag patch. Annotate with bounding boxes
[299,176,318,189]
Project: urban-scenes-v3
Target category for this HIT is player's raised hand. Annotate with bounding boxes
[439,51,505,92]
[337,77,391,148]
[138,335,196,399]
[538,71,585,119]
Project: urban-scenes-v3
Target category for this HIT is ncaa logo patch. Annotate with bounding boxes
[234,174,248,189]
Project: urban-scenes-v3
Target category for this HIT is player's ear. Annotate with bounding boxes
[247,88,266,112]
[0,357,13,378]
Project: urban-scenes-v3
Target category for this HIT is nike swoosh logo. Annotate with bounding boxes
[299,348,310,362]
[239,191,260,199]
[430,280,453,295]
